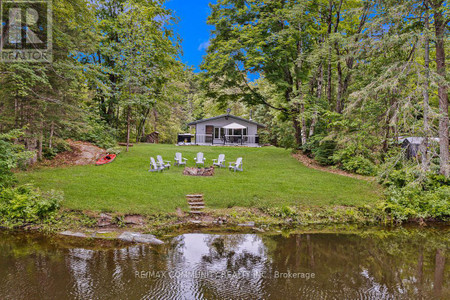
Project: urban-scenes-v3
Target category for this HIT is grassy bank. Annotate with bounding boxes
[17,144,381,214]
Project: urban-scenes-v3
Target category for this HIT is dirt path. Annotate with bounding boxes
[292,152,375,182]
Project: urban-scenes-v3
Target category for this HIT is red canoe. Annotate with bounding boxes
[95,154,116,166]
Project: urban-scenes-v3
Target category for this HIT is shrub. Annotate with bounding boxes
[302,134,336,165]
[66,116,117,149]
[380,162,450,222]
[331,143,377,175]
[0,129,34,187]
[0,185,63,227]
[341,155,377,176]
[80,119,117,149]
[106,147,122,155]
[42,138,71,159]
[383,184,450,221]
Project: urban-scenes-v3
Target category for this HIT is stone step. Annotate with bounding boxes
[189,211,204,215]
[187,198,204,203]
[186,194,203,199]
[188,201,205,206]
[190,206,205,210]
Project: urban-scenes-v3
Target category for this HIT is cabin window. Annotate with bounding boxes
[214,128,219,139]
[222,128,248,136]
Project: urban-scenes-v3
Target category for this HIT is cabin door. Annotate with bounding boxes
[205,125,214,143]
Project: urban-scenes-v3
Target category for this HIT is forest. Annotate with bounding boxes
[0,0,449,222]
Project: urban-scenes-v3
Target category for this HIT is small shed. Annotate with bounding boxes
[402,137,423,159]
[142,131,159,144]
[401,137,440,159]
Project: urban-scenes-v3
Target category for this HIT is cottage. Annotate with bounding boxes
[186,114,265,146]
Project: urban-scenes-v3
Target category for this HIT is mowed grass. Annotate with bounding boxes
[17,144,381,214]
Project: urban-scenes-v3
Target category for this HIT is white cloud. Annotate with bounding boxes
[198,41,210,51]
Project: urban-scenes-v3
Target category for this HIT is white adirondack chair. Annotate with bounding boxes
[229,157,243,172]
[157,155,171,169]
[213,154,226,168]
[149,157,164,172]
[174,152,187,166]
[194,152,206,167]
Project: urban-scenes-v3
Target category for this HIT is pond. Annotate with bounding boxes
[0,227,448,299]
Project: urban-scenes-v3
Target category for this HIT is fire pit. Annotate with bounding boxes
[183,166,215,176]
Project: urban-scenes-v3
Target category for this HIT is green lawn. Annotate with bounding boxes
[17,144,381,214]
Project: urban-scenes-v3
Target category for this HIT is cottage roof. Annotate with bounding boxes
[187,114,266,128]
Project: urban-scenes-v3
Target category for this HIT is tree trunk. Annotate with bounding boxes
[0,0,6,51]
[49,121,54,148]
[336,60,343,113]
[306,234,315,269]
[292,116,302,147]
[433,3,449,176]
[14,97,19,127]
[433,248,445,298]
[334,0,343,113]
[126,106,131,152]
[309,64,323,137]
[153,107,158,132]
[136,107,151,143]
[38,121,44,160]
[326,0,333,106]
[422,0,430,171]
[416,247,424,298]
[300,103,307,145]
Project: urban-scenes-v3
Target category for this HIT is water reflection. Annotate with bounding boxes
[0,229,448,299]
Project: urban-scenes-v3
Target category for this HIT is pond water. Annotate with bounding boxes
[0,228,448,299]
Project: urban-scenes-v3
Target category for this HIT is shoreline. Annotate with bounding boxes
[3,206,449,246]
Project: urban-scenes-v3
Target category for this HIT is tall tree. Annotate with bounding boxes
[430,0,449,176]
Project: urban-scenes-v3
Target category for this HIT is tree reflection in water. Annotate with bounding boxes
[0,228,448,299]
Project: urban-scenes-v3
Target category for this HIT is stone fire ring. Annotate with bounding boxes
[183,166,215,176]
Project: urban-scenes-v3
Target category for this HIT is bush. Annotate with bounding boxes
[341,155,377,176]
[383,185,450,221]
[80,119,117,149]
[43,138,71,159]
[332,144,377,175]
[106,147,122,155]
[380,162,450,221]
[0,185,63,227]
[302,134,336,165]
[66,116,117,149]
[0,129,34,187]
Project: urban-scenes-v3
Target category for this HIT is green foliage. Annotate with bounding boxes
[0,185,63,228]
[380,162,450,221]
[106,147,122,155]
[73,117,117,149]
[383,185,450,221]
[42,138,71,159]
[302,134,336,165]
[331,139,378,175]
[0,130,34,187]
[341,156,377,176]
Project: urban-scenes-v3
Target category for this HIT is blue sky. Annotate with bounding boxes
[165,0,215,72]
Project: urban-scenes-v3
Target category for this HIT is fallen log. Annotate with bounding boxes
[118,143,133,147]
